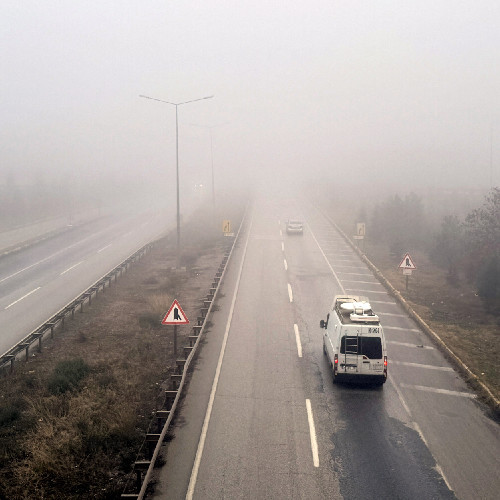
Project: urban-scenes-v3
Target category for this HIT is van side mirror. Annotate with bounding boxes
[320,319,325,329]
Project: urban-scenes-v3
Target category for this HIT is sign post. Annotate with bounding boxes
[353,222,366,251]
[162,299,189,355]
[398,253,417,290]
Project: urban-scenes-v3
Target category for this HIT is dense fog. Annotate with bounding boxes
[1,1,499,223]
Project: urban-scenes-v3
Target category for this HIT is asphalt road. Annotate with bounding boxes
[153,194,499,500]
[0,208,173,356]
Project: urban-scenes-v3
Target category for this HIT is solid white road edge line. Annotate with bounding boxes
[388,373,453,492]
[307,223,345,294]
[294,324,302,358]
[186,217,253,500]
[5,287,41,310]
[305,399,320,467]
[288,283,293,302]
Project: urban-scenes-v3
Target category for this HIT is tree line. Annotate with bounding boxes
[365,187,500,309]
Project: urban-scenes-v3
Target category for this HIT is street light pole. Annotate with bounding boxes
[175,104,180,261]
[189,122,228,229]
[140,94,214,266]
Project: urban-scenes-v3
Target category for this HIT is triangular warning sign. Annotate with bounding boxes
[161,299,189,325]
[398,253,417,270]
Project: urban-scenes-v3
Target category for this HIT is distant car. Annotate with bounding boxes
[286,219,303,234]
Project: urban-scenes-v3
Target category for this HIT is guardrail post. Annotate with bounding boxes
[33,332,43,353]
[164,390,177,410]
[133,461,150,491]
[47,322,56,339]
[5,355,15,373]
[145,434,160,459]
[175,359,186,374]
[156,410,170,432]
[21,343,30,361]
[170,374,182,389]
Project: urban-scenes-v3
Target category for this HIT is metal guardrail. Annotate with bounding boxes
[0,243,155,373]
[120,209,248,499]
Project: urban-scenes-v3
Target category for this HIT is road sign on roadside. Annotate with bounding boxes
[399,253,416,270]
[222,220,231,233]
[399,253,416,291]
[161,299,189,325]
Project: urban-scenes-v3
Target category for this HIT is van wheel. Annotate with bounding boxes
[332,371,338,384]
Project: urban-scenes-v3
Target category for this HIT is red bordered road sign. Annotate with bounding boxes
[161,299,189,325]
[399,253,417,270]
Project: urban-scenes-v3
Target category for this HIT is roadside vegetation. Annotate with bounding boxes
[323,186,499,404]
[0,201,241,499]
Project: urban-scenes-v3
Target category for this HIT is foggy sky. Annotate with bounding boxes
[1,1,499,201]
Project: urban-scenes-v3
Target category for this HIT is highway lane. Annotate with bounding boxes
[186,204,339,499]
[152,194,500,499]
[156,198,340,498]
[299,201,499,499]
[277,203,454,499]
[0,208,173,356]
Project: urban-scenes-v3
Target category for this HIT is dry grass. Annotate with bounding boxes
[0,205,234,499]
[362,239,499,402]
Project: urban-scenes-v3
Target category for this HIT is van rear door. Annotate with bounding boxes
[340,336,384,375]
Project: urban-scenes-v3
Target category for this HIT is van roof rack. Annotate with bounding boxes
[334,296,380,324]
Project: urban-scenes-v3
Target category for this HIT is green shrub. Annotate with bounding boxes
[47,358,90,395]
[138,312,160,329]
[0,406,20,428]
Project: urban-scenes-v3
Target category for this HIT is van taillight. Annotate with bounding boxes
[384,356,387,375]
[334,354,338,374]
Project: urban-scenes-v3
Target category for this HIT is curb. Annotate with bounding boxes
[321,209,500,417]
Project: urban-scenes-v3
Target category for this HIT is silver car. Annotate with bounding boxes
[286,219,303,234]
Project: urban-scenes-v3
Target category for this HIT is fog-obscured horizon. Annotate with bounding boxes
[1,1,499,222]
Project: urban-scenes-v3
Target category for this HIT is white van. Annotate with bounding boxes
[320,295,387,385]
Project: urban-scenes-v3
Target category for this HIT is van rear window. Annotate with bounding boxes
[340,336,382,359]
